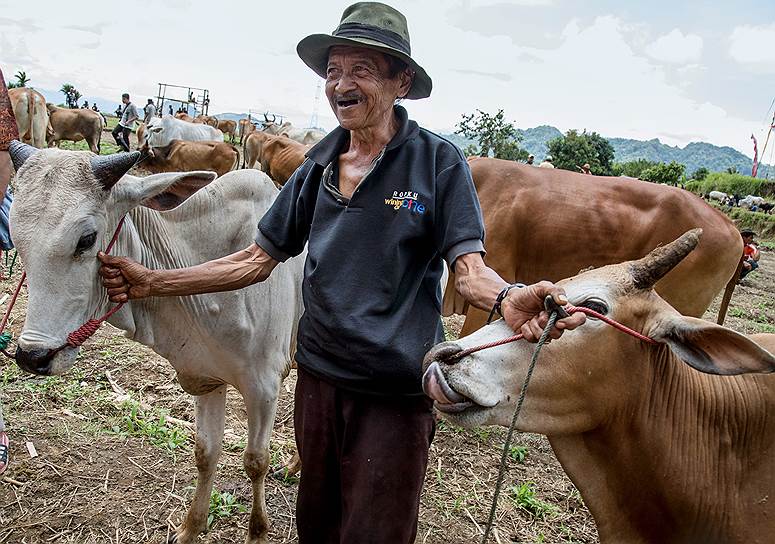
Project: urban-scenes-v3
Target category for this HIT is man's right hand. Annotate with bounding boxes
[97,252,153,302]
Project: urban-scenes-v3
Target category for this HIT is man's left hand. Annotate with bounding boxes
[501,281,586,342]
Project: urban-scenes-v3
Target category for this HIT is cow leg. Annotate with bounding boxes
[242,383,280,544]
[170,385,226,544]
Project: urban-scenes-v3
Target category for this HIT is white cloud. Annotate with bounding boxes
[729,23,775,67]
[645,28,703,64]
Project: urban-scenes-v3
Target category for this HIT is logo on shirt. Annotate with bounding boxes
[384,190,426,215]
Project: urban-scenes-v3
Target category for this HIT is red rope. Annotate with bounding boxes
[448,304,657,361]
[0,216,128,356]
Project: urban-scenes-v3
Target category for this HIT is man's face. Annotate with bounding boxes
[122,96,129,104]
[325,46,411,131]
[743,234,754,244]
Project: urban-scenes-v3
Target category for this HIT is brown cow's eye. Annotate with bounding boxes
[580,299,608,316]
[75,232,97,256]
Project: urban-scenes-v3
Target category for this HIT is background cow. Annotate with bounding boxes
[142,115,224,149]
[8,87,49,149]
[216,119,237,142]
[262,118,325,145]
[425,230,775,543]
[141,139,240,177]
[46,103,104,154]
[444,158,743,335]
[243,131,308,186]
[239,118,256,145]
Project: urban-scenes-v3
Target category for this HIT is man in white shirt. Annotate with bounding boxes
[112,93,138,152]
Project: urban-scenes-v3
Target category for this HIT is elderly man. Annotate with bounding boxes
[98,2,585,542]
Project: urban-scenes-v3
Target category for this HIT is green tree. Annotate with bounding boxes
[456,109,528,161]
[60,83,81,108]
[691,167,709,181]
[7,70,30,89]
[546,129,615,175]
[612,159,659,178]
[639,161,686,185]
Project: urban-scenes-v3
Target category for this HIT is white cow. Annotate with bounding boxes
[8,142,304,544]
[143,114,224,148]
[708,190,727,202]
[263,120,325,145]
[739,195,765,209]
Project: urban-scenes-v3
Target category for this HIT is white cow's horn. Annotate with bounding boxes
[630,228,703,289]
[90,151,141,190]
[9,140,37,171]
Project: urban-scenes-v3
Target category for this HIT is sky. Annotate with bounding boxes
[1,0,774,157]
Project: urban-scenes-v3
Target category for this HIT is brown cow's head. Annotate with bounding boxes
[423,229,775,432]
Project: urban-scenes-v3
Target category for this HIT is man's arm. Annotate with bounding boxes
[98,243,278,302]
[453,252,586,342]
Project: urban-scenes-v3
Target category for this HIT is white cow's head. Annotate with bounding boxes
[423,229,775,433]
[8,141,215,376]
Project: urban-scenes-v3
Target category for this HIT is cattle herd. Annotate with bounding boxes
[4,94,775,543]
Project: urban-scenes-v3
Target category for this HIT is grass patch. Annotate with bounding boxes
[111,400,189,454]
[509,445,529,464]
[208,489,247,529]
[58,139,122,155]
[510,482,557,519]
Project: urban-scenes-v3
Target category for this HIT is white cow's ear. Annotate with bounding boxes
[650,315,775,375]
[117,171,217,212]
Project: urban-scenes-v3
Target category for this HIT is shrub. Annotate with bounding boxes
[686,172,775,197]
[640,161,685,185]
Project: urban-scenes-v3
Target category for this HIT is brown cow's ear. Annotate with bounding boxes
[651,315,775,375]
[132,171,217,211]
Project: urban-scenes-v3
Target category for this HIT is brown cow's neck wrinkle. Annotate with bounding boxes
[550,345,774,543]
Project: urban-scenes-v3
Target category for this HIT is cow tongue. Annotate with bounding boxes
[423,362,467,404]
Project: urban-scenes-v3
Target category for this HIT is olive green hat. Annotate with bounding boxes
[296,2,432,99]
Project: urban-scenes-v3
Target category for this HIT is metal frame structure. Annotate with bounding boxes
[156,83,210,117]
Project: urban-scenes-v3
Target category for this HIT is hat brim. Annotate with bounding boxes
[297,34,432,100]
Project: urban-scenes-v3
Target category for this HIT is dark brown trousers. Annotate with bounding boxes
[294,366,435,544]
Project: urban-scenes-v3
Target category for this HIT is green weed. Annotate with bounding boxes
[111,400,189,453]
[509,445,528,464]
[208,489,247,529]
[510,482,557,519]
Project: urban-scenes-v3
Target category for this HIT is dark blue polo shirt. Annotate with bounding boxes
[256,106,484,396]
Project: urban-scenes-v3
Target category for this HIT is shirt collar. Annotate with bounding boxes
[306,105,419,166]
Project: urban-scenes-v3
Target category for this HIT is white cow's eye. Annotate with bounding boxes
[579,298,608,316]
[75,232,97,256]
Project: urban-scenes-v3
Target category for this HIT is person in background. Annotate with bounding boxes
[739,229,760,281]
[168,104,173,116]
[526,154,535,165]
[112,93,138,152]
[0,66,17,475]
[539,154,555,168]
[143,98,156,124]
[92,103,99,111]
[82,100,90,109]
[579,163,591,174]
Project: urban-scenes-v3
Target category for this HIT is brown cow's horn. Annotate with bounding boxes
[630,228,703,289]
[9,140,37,171]
[90,151,141,190]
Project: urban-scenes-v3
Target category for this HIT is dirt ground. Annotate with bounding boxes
[0,195,773,542]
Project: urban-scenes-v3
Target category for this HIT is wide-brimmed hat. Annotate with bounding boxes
[740,229,757,237]
[296,2,432,99]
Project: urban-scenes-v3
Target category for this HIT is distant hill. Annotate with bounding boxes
[440,125,762,176]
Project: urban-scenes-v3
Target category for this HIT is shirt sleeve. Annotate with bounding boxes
[433,159,485,269]
[255,161,315,262]
[0,71,19,151]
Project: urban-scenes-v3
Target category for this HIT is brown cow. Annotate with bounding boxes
[445,158,742,336]
[142,139,240,177]
[424,230,775,543]
[8,87,49,148]
[175,112,194,122]
[238,118,256,145]
[243,131,308,186]
[192,114,218,127]
[46,103,103,153]
[136,122,146,150]
[217,119,237,143]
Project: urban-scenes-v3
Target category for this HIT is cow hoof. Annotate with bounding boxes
[168,528,200,544]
